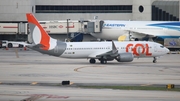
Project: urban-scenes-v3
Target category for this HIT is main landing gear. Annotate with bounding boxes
[99,56,107,64]
[153,57,157,63]
[89,58,96,64]
[100,59,107,64]
[89,58,107,64]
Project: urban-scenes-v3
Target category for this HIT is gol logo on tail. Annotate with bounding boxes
[126,43,152,56]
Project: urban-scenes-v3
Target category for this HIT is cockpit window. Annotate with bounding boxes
[160,45,164,48]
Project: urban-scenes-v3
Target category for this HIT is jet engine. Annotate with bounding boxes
[115,53,134,62]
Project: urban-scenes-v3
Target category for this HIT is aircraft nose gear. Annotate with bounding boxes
[89,58,96,64]
[153,57,157,63]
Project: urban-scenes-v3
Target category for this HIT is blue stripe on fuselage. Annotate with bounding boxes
[155,36,180,41]
[147,22,180,31]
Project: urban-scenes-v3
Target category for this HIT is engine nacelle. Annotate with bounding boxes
[115,53,134,62]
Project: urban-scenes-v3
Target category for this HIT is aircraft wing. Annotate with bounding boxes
[88,41,118,58]
[117,29,158,41]
[126,29,156,38]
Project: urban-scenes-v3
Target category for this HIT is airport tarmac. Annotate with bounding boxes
[0,48,180,101]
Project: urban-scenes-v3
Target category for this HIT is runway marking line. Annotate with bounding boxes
[74,66,105,72]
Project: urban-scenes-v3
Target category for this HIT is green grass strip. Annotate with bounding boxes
[79,85,180,92]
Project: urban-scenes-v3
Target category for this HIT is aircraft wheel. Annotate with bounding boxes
[89,58,96,64]
[135,38,139,41]
[153,60,157,63]
[153,57,157,63]
[100,60,107,64]
[104,60,107,64]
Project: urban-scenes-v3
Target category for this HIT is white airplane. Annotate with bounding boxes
[90,20,180,41]
[26,13,169,64]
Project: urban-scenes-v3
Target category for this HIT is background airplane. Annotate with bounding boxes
[90,20,180,41]
[26,13,169,64]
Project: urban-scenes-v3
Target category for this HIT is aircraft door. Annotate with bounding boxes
[154,44,157,52]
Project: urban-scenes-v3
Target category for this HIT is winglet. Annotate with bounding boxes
[112,41,118,54]
[26,13,51,50]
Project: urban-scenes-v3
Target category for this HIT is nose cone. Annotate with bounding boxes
[165,47,170,54]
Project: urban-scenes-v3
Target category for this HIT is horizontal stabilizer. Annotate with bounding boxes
[27,44,47,49]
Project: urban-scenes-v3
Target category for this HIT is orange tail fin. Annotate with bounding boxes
[26,13,50,50]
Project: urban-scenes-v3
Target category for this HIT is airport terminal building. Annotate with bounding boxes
[0,0,179,41]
